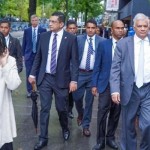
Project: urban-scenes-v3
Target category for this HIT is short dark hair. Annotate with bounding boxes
[66,20,77,27]
[111,20,124,28]
[51,12,65,23]
[0,32,7,56]
[85,19,97,27]
[0,20,11,28]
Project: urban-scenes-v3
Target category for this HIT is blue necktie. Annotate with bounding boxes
[50,33,57,74]
[32,28,36,53]
[85,38,93,71]
[136,40,144,88]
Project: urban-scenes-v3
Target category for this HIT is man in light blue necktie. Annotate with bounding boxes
[22,14,46,98]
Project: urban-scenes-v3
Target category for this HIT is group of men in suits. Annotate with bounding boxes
[21,11,150,150]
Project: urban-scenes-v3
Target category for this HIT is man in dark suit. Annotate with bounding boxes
[66,20,78,119]
[92,20,124,150]
[72,19,105,137]
[0,20,23,73]
[22,14,46,98]
[110,13,150,150]
[29,12,78,150]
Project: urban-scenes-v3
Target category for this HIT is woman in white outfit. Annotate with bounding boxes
[0,32,21,150]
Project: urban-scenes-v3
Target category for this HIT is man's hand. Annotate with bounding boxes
[69,81,77,93]
[111,93,120,104]
[28,76,36,85]
[92,87,98,96]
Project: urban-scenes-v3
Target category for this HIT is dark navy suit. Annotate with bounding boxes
[73,34,104,129]
[9,34,23,73]
[92,39,121,144]
[22,26,46,93]
[30,30,79,141]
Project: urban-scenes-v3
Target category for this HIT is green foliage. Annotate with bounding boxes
[0,0,104,22]
[0,0,29,21]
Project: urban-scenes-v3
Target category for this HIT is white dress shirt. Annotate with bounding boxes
[134,34,150,83]
[5,35,9,48]
[112,38,118,59]
[79,35,96,70]
[32,26,38,41]
[46,29,63,73]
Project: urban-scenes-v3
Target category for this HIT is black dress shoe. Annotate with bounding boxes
[62,129,70,141]
[34,140,48,150]
[106,139,118,149]
[92,142,105,150]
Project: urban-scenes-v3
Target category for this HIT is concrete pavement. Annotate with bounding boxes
[12,71,121,150]
[11,31,141,150]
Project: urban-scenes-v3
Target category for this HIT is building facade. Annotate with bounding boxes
[118,0,150,26]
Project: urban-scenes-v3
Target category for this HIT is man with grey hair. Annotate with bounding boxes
[110,13,150,150]
[22,14,46,98]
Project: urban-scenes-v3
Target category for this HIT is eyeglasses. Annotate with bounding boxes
[49,20,59,24]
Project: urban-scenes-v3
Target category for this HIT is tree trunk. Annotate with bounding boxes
[28,0,37,24]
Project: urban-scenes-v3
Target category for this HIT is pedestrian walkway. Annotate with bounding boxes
[12,67,141,150]
[12,71,120,150]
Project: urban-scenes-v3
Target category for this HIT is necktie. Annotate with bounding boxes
[85,38,93,71]
[32,28,36,53]
[136,40,144,88]
[50,33,57,74]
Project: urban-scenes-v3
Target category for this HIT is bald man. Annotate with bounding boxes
[92,20,125,150]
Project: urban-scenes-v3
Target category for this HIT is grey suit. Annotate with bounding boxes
[110,35,150,150]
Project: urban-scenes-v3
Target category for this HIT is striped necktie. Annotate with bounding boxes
[85,37,93,71]
[32,28,36,53]
[50,33,57,74]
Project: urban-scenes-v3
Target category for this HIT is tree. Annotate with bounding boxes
[29,0,37,21]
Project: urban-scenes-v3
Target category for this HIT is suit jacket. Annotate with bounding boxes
[22,26,46,61]
[109,35,150,105]
[92,39,112,93]
[77,34,105,65]
[9,34,23,73]
[30,30,79,88]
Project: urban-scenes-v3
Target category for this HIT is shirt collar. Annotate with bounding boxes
[52,28,64,37]
[32,26,38,31]
[5,34,9,40]
[87,35,95,41]
[112,37,117,45]
[134,34,149,43]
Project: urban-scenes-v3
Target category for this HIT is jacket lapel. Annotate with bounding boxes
[8,35,13,50]
[95,35,99,53]
[57,30,67,58]
[79,35,86,62]
[108,39,113,63]
[128,37,135,74]
[45,32,51,54]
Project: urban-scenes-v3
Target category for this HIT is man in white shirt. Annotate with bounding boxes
[110,13,150,150]
[92,20,124,150]
[29,12,78,150]
[72,19,105,137]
